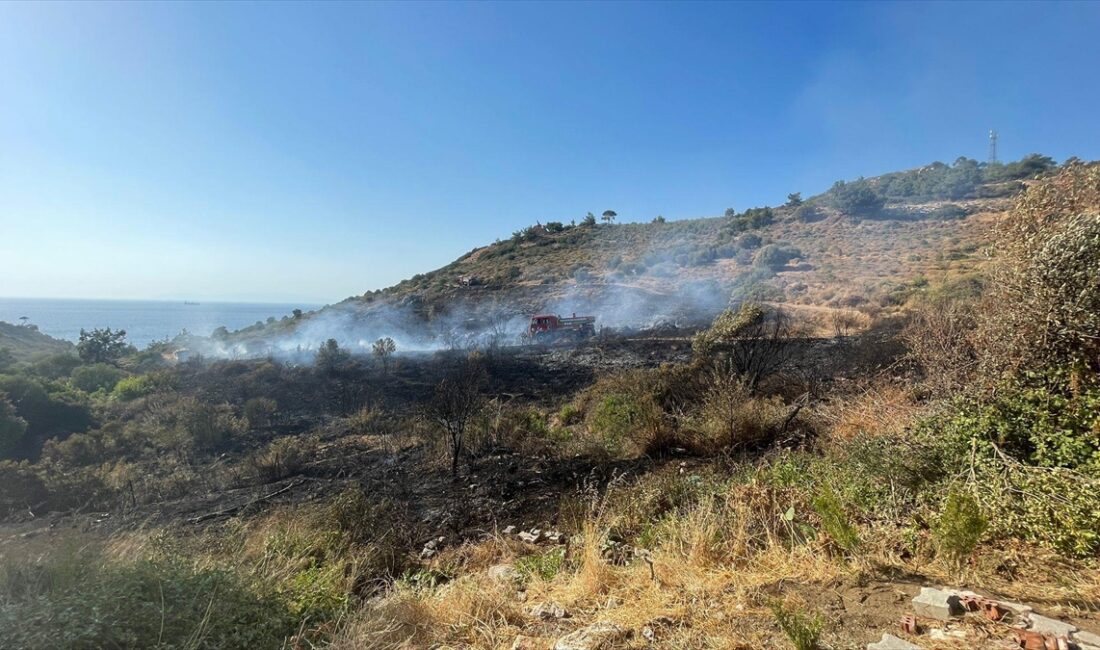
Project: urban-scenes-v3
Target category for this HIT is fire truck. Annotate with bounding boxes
[527,313,597,344]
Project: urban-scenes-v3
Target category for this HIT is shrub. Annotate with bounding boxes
[828,180,884,216]
[928,203,968,220]
[70,363,125,394]
[558,403,582,425]
[753,244,802,270]
[811,487,860,554]
[770,601,822,650]
[794,204,823,223]
[0,394,28,458]
[243,397,278,429]
[515,547,566,582]
[934,489,988,565]
[0,461,47,515]
[0,550,296,650]
[112,374,160,401]
[247,436,317,483]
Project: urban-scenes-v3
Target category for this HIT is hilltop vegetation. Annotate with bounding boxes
[0,321,72,363]
[2,158,1098,650]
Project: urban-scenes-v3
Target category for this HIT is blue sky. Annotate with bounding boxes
[1,2,1097,304]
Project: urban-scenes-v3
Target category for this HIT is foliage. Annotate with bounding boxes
[0,550,296,650]
[316,339,351,373]
[29,353,81,380]
[247,436,317,483]
[785,192,803,207]
[753,243,802,269]
[770,601,822,650]
[0,394,29,458]
[0,347,14,372]
[515,547,566,582]
[112,374,163,401]
[934,488,988,565]
[70,363,125,394]
[372,337,396,372]
[810,487,860,554]
[693,304,795,392]
[243,397,278,429]
[77,327,130,364]
[827,179,885,216]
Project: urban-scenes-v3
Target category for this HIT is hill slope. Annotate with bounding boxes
[222,154,1057,354]
[0,321,73,362]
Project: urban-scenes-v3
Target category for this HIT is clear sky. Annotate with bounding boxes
[1,2,1098,304]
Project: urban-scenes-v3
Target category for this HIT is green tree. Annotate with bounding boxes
[315,339,350,372]
[0,348,14,373]
[582,212,597,226]
[601,210,617,224]
[786,192,803,207]
[70,363,125,394]
[0,394,28,458]
[77,328,130,364]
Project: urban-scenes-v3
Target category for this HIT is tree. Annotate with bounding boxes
[652,215,666,224]
[693,304,795,393]
[601,210,617,224]
[0,393,28,459]
[424,361,487,476]
[724,207,737,219]
[0,348,15,373]
[372,337,396,372]
[315,339,350,373]
[582,212,597,226]
[786,192,803,207]
[828,180,885,216]
[77,328,130,364]
[292,309,303,319]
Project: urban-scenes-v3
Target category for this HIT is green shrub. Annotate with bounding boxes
[0,394,28,458]
[810,487,860,554]
[70,363,125,394]
[770,601,823,650]
[934,489,987,565]
[0,550,296,650]
[753,244,802,270]
[515,547,566,582]
[112,374,160,401]
[558,403,582,426]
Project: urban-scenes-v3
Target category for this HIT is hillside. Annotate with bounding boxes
[0,320,73,363]
[218,154,1054,355]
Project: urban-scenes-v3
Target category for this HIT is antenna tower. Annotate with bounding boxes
[988,130,998,164]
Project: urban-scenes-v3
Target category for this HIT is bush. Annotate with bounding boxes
[0,394,28,458]
[771,601,822,650]
[928,203,969,220]
[794,204,823,223]
[70,363,125,394]
[828,180,884,216]
[243,397,278,429]
[811,488,860,554]
[0,461,47,515]
[247,436,316,483]
[753,244,801,270]
[0,550,296,650]
[112,374,161,401]
[934,489,988,566]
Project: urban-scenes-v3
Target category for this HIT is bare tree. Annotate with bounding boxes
[424,360,487,477]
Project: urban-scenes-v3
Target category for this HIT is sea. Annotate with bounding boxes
[0,298,323,348]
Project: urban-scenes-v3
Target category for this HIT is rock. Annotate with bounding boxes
[1074,630,1100,646]
[998,600,1034,615]
[867,633,922,650]
[503,525,517,535]
[488,564,520,583]
[519,531,541,544]
[553,621,629,650]
[1028,613,1076,637]
[911,587,963,621]
[531,601,570,620]
[512,635,551,650]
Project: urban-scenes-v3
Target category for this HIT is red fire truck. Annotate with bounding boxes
[527,313,597,344]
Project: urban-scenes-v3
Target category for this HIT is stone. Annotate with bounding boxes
[1028,613,1076,637]
[519,531,541,544]
[911,587,963,621]
[553,621,629,650]
[512,635,551,650]
[1074,630,1100,647]
[867,633,922,650]
[531,601,570,620]
[998,600,1034,615]
[503,525,517,535]
[488,564,520,583]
